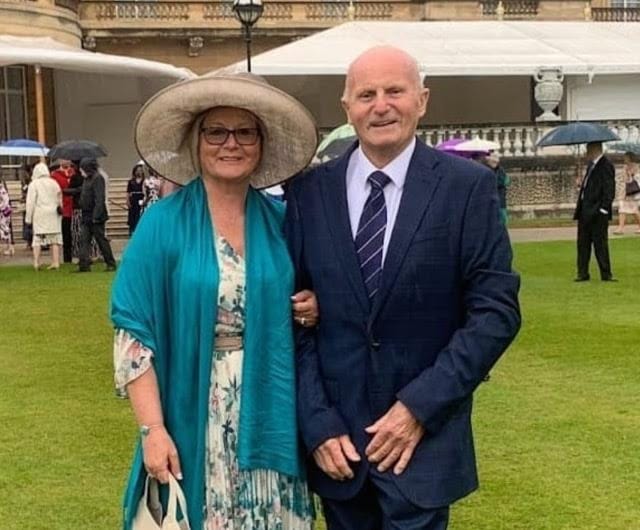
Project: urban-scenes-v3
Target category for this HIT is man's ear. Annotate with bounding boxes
[418,87,430,119]
[341,97,351,124]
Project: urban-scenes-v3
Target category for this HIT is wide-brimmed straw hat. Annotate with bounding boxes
[134,72,318,188]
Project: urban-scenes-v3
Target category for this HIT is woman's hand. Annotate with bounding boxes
[292,289,319,328]
[142,426,182,484]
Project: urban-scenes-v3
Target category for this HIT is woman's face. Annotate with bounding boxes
[198,107,261,185]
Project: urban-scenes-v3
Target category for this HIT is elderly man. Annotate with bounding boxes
[286,46,521,529]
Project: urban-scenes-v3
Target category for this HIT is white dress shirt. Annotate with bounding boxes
[346,138,416,263]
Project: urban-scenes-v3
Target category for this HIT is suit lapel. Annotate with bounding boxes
[320,146,370,313]
[369,142,443,325]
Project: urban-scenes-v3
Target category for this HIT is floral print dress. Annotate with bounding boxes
[0,182,12,244]
[114,235,313,530]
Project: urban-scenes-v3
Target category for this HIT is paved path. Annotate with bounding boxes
[2,227,638,268]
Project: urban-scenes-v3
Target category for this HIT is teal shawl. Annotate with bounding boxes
[111,178,302,530]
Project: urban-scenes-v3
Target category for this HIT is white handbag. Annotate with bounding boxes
[132,474,191,530]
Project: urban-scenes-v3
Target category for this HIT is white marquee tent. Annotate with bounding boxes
[222,21,640,126]
[236,21,640,77]
[0,35,194,79]
[1,35,195,178]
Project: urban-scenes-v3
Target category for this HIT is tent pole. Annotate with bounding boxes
[34,65,46,149]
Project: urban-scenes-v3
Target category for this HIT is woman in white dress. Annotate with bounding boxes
[25,162,63,269]
[111,72,319,530]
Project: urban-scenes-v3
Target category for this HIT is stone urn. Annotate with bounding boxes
[534,67,564,121]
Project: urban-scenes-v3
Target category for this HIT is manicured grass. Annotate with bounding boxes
[1,238,639,529]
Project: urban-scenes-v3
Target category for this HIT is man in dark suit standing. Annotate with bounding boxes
[286,46,521,529]
[573,141,616,281]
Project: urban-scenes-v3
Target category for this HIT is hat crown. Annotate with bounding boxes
[134,72,318,188]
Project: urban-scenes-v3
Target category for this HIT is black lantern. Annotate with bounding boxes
[232,0,264,72]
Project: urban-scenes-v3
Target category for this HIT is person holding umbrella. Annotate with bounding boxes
[537,123,619,282]
[573,141,616,281]
[77,158,116,272]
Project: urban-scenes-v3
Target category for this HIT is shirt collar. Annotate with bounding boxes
[355,137,416,190]
[590,154,603,167]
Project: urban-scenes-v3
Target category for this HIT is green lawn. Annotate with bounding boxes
[1,238,639,529]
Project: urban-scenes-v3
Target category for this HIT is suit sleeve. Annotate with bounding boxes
[397,170,521,434]
[285,182,349,454]
[93,175,108,223]
[600,161,615,213]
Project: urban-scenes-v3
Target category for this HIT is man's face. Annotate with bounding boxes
[342,52,428,166]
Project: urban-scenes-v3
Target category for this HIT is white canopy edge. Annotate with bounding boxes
[225,21,640,77]
[0,35,195,80]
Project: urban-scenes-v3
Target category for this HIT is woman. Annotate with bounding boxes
[111,73,319,530]
[50,160,75,263]
[141,168,162,213]
[0,178,14,256]
[483,151,511,225]
[66,162,100,261]
[127,162,146,234]
[613,151,640,235]
[25,162,62,270]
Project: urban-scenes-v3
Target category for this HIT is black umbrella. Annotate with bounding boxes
[537,122,620,147]
[49,140,108,161]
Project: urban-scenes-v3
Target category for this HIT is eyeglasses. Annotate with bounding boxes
[200,126,261,146]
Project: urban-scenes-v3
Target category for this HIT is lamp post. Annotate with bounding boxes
[232,0,264,72]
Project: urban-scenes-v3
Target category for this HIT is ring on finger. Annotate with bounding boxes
[300,317,307,326]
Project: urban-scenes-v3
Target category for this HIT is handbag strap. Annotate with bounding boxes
[165,474,191,529]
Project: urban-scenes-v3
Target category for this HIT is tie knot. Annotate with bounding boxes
[368,171,391,190]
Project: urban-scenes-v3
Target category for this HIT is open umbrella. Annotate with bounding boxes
[435,138,466,151]
[436,138,489,159]
[453,138,500,152]
[537,122,619,147]
[48,140,108,161]
[316,124,356,161]
[0,139,49,157]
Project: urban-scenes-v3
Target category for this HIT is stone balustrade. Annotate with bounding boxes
[318,120,640,161]
[480,0,539,18]
[592,7,640,22]
[80,0,409,27]
[415,120,640,158]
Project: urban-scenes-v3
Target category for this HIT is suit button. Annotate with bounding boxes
[371,341,381,351]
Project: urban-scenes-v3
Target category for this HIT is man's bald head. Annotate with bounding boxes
[343,46,423,101]
[340,46,429,168]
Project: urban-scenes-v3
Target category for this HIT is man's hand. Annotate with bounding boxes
[313,434,361,481]
[365,401,425,475]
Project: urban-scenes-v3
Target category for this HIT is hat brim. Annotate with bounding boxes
[134,76,318,188]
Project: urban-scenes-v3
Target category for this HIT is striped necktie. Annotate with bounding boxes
[581,161,595,200]
[355,171,391,301]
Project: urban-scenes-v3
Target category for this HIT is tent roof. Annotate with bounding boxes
[237,21,640,77]
[0,35,194,80]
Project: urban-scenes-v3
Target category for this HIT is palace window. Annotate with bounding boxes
[0,66,28,142]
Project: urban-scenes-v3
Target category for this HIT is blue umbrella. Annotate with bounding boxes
[0,138,49,156]
[537,122,620,147]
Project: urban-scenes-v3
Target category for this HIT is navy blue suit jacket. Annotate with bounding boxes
[285,139,521,508]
